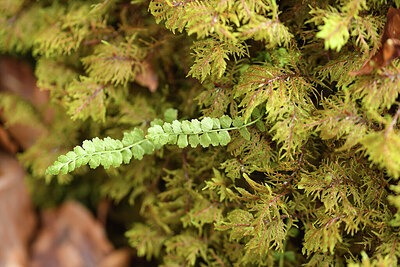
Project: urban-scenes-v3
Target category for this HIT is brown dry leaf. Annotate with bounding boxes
[0,125,18,153]
[0,57,51,150]
[0,57,49,106]
[3,123,44,151]
[99,248,132,267]
[97,198,111,226]
[30,201,130,267]
[135,61,159,93]
[0,152,37,267]
[351,7,400,75]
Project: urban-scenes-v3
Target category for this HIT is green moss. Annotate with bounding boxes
[2,0,400,265]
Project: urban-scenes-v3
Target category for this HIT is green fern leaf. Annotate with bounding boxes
[216,174,292,260]
[298,160,363,212]
[148,0,188,33]
[236,65,314,158]
[350,62,400,110]
[146,115,255,148]
[47,115,262,175]
[65,76,108,122]
[81,36,146,86]
[0,4,45,53]
[188,37,247,82]
[303,218,342,255]
[164,232,208,266]
[361,128,400,179]
[315,54,364,89]
[46,128,154,175]
[33,3,92,56]
[126,223,165,261]
[184,1,236,40]
[310,0,368,52]
[238,15,292,48]
[307,92,369,151]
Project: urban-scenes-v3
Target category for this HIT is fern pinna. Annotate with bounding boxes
[2,0,400,266]
[46,115,260,175]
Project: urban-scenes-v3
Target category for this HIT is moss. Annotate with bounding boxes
[2,0,400,265]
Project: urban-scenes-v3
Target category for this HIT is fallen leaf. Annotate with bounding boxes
[0,125,18,153]
[99,248,132,267]
[0,152,37,267]
[350,7,400,75]
[97,198,111,226]
[30,201,129,267]
[3,123,44,150]
[135,61,159,93]
[0,57,52,150]
[0,57,49,106]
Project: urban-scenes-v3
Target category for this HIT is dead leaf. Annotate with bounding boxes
[0,57,49,106]
[0,125,18,153]
[135,61,159,93]
[0,57,52,150]
[0,152,37,267]
[99,248,132,267]
[3,123,44,150]
[351,7,400,75]
[97,198,111,226]
[30,201,125,267]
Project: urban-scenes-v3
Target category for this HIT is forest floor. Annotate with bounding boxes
[0,56,140,267]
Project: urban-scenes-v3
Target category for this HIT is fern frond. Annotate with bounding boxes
[184,1,237,40]
[126,223,166,261]
[298,160,362,212]
[64,76,108,122]
[216,175,292,261]
[0,4,45,53]
[35,58,79,100]
[188,37,247,82]
[307,92,369,151]
[147,115,249,148]
[18,104,83,181]
[164,231,208,265]
[361,120,400,179]
[309,0,368,52]
[148,0,189,33]
[33,2,111,57]
[47,115,262,175]
[46,128,154,175]
[238,15,292,48]
[350,63,400,110]
[81,36,146,85]
[315,54,363,89]
[235,65,315,158]
[351,13,384,57]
